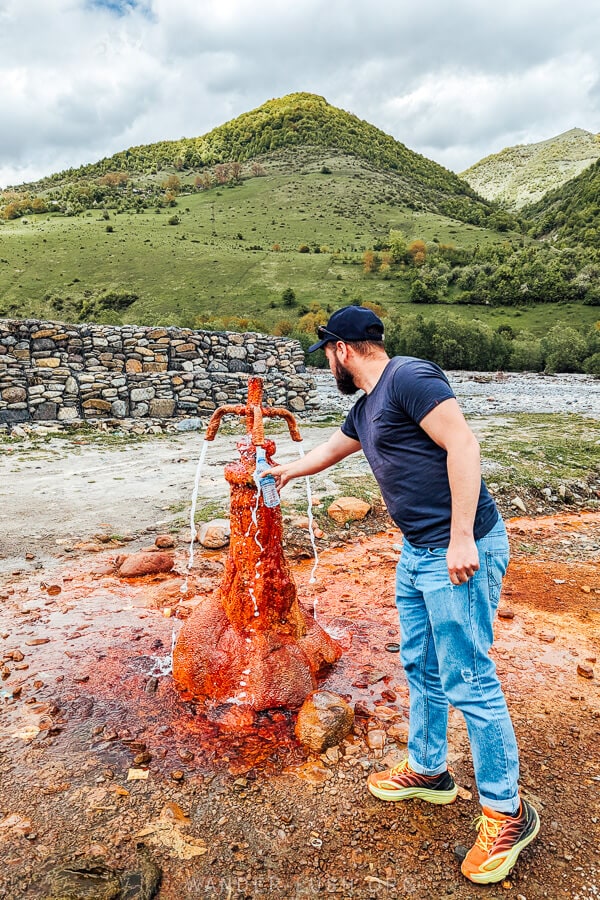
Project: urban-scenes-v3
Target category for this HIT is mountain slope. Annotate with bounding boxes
[522,156,600,249]
[461,128,600,210]
[19,92,492,226]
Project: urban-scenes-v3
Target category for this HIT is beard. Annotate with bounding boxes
[332,357,359,395]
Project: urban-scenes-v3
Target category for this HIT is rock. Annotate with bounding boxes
[498,607,515,620]
[577,664,594,679]
[388,723,409,744]
[44,848,161,900]
[365,728,386,751]
[539,631,556,643]
[175,418,203,432]
[117,552,174,578]
[2,387,26,403]
[510,496,527,513]
[111,400,128,418]
[44,859,122,900]
[198,519,230,549]
[295,690,355,752]
[149,398,176,418]
[327,496,371,525]
[134,750,152,766]
[58,407,79,421]
[155,534,175,549]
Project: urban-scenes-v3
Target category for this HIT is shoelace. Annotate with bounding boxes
[473,813,505,852]
[389,759,412,777]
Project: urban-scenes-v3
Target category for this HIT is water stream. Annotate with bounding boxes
[297,443,319,585]
[181,438,208,594]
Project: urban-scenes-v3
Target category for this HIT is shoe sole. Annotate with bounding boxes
[368,781,458,805]
[462,807,541,884]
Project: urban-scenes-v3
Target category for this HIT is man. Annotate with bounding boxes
[266,306,539,885]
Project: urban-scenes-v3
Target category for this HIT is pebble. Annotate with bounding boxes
[577,664,594,679]
[498,608,515,620]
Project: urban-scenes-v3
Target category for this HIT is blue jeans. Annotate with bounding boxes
[395,517,520,813]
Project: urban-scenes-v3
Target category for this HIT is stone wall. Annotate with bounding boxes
[0,319,317,424]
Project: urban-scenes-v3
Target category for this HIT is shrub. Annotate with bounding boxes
[282,287,296,307]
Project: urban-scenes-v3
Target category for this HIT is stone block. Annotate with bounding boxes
[36,358,61,368]
[149,398,176,418]
[82,399,112,412]
[111,400,128,418]
[58,407,79,422]
[125,359,143,374]
[130,387,155,402]
[2,387,26,403]
[0,409,29,424]
[32,401,58,420]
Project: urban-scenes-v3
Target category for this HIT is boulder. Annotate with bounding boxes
[327,496,371,525]
[155,534,175,549]
[295,690,354,752]
[117,551,174,578]
[1,387,26,404]
[198,519,230,549]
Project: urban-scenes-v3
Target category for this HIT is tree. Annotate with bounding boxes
[162,175,181,193]
[362,250,378,273]
[408,239,427,266]
[541,325,587,373]
[282,287,296,307]
[214,163,231,185]
[389,230,408,264]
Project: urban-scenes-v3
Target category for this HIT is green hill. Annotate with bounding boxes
[16,92,492,226]
[522,157,600,251]
[461,128,600,210]
[1,92,598,359]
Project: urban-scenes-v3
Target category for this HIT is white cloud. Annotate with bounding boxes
[0,0,599,187]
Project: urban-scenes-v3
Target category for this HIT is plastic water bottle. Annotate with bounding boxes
[255,446,280,508]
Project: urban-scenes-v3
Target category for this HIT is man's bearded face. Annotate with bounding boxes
[330,350,359,395]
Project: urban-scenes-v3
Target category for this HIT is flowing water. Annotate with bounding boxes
[297,444,320,604]
[147,625,179,677]
[181,438,208,593]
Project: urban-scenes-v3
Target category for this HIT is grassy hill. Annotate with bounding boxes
[16,92,492,226]
[461,128,600,210]
[0,93,598,366]
[522,157,600,251]
[0,147,516,326]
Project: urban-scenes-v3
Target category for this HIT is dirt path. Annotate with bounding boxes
[0,425,374,574]
[0,512,599,899]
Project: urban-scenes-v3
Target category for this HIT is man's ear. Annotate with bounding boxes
[335,340,350,361]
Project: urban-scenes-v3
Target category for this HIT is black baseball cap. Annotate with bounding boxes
[308,306,385,353]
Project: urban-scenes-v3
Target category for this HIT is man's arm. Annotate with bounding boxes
[266,429,361,491]
[419,398,482,585]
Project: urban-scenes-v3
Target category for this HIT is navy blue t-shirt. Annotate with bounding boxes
[340,356,498,547]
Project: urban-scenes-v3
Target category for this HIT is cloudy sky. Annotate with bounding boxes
[1,0,599,188]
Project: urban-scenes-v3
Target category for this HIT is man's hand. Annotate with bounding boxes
[261,463,294,492]
[446,535,479,585]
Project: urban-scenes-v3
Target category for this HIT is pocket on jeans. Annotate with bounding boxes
[485,549,509,608]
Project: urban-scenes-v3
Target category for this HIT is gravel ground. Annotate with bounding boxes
[309,368,600,419]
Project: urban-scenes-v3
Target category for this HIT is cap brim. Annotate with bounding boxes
[307,338,329,353]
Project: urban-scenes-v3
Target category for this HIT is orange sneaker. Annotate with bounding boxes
[461,798,540,884]
[367,757,458,805]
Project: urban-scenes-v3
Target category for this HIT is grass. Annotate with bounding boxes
[0,151,522,328]
[478,413,600,491]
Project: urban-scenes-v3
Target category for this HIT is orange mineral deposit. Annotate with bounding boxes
[173,377,341,710]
